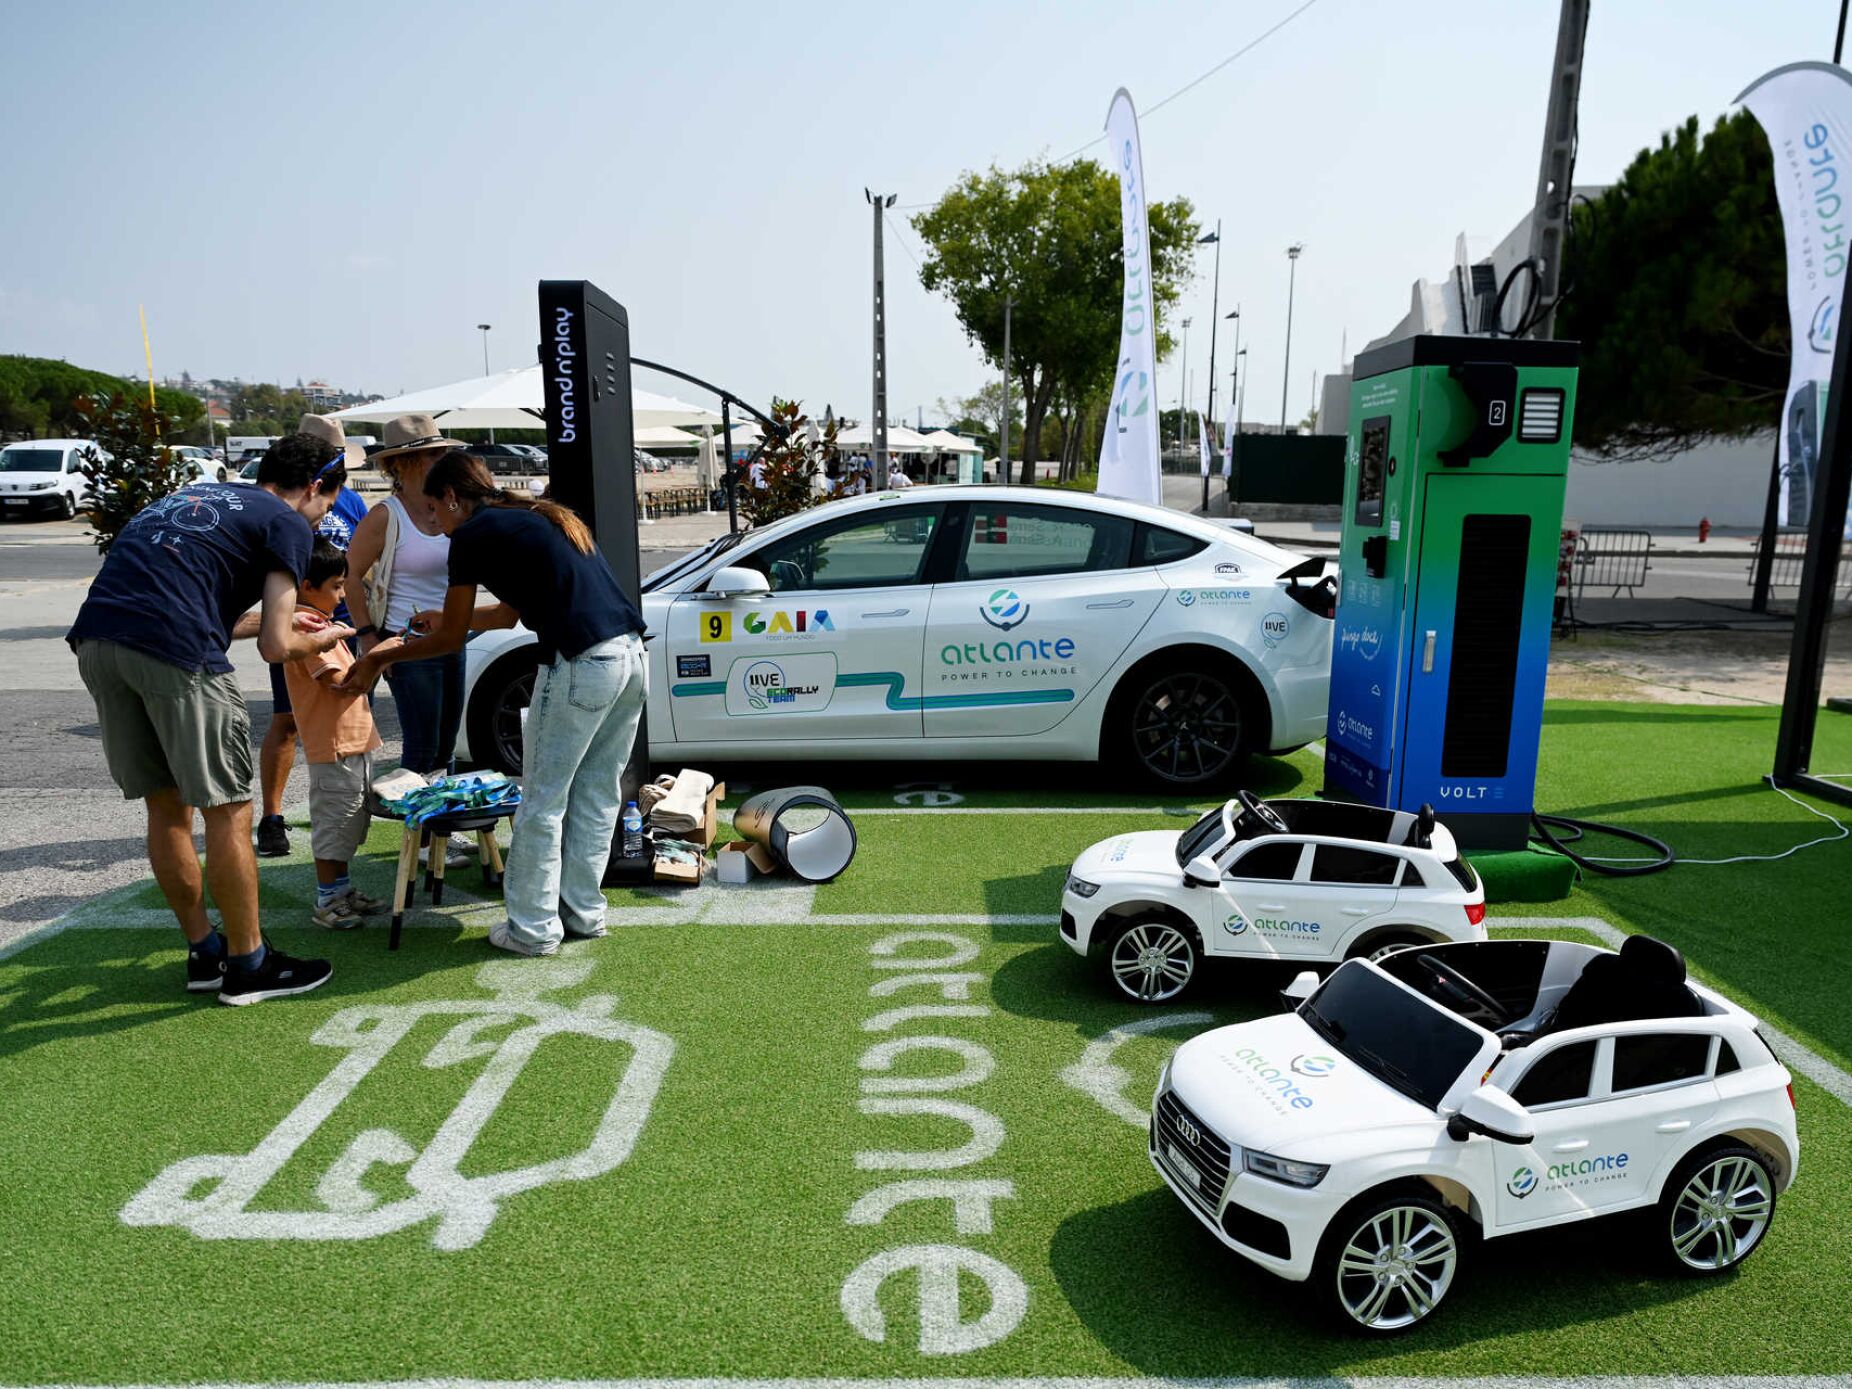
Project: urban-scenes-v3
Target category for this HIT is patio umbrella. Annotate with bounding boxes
[330,366,720,432]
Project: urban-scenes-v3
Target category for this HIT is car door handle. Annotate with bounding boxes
[1655,1119,1693,1134]
[1257,902,1288,912]
[864,609,911,619]
[1421,630,1437,673]
[1341,907,1370,916]
[1087,599,1134,609]
[1551,1139,1589,1153]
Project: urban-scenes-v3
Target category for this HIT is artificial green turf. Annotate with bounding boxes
[6,698,1851,1381]
[1464,849,1579,903]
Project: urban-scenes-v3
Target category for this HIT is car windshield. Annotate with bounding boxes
[0,449,65,472]
[241,459,262,478]
[643,530,745,594]
[1300,962,1485,1111]
[1174,803,1232,867]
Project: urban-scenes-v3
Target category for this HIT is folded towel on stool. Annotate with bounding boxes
[648,768,714,834]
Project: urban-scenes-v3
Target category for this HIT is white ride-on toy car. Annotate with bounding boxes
[1062,790,1487,1003]
[1152,935,1798,1333]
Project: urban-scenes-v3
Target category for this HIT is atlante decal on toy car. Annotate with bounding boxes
[1175,587,1254,606]
[1220,1045,1319,1112]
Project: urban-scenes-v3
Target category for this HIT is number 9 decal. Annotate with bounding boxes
[700,612,732,644]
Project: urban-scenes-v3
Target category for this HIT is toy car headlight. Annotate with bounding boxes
[1244,1150,1329,1188]
[1065,874,1101,898]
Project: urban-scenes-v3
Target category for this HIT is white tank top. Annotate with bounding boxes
[383,494,451,631]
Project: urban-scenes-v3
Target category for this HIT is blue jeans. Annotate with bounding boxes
[503,635,647,949]
[386,649,463,775]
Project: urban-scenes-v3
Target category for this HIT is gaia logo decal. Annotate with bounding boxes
[1507,1165,1538,1199]
[742,660,820,710]
[1289,1053,1336,1077]
[742,608,834,637]
[980,589,1030,631]
[120,960,673,1250]
[1261,611,1291,648]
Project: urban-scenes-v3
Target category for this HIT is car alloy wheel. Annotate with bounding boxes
[1330,1199,1459,1333]
[491,667,535,774]
[1107,921,1196,1003]
[59,493,76,519]
[1129,669,1244,787]
[1666,1149,1774,1272]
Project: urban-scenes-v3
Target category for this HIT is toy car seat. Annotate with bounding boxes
[1404,804,1436,850]
[1547,934,1704,1032]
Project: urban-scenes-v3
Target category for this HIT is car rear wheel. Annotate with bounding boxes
[1317,1192,1463,1334]
[59,493,76,519]
[1102,918,1198,1004]
[467,649,541,776]
[1115,660,1254,790]
[1659,1144,1776,1275]
[1347,930,1431,963]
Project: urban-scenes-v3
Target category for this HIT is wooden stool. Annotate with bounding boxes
[387,805,516,950]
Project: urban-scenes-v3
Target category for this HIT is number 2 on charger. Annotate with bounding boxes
[700,612,732,644]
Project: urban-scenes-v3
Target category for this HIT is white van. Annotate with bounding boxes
[0,439,107,519]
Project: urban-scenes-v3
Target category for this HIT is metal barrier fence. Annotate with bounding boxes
[1748,531,1852,592]
[1574,527,1653,600]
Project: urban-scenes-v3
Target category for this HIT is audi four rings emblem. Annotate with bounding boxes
[1175,1116,1202,1147]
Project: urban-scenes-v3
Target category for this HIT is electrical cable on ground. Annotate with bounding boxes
[1530,776,1850,877]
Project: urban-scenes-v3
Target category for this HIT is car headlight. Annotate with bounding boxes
[1065,874,1101,898]
[1244,1149,1329,1188]
[31,481,55,492]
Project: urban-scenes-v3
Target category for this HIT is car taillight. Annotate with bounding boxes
[1787,1082,1797,1110]
[1464,902,1486,927]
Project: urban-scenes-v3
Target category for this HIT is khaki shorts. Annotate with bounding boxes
[76,639,253,808]
[308,751,372,864]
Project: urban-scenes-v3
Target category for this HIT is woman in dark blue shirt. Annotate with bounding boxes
[375,454,644,957]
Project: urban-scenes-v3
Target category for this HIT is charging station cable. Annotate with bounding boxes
[1531,776,1851,875]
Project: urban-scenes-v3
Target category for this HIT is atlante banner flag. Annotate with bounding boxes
[1739,61,1852,530]
[1198,413,1211,476]
[1096,88,1163,508]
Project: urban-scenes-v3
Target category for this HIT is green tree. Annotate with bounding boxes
[72,390,194,554]
[912,160,1198,484]
[1557,111,1787,459]
[936,386,1019,459]
[738,398,837,526]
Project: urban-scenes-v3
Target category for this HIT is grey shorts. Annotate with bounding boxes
[76,639,253,808]
[308,751,372,864]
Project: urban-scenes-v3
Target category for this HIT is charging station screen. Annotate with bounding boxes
[1355,416,1388,527]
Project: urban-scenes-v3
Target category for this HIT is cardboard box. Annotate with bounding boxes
[716,839,775,884]
[692,779,726,848]
[651,850,704,886]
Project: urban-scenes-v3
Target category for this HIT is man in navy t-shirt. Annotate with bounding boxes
[68,432,356,1006]
[254,414,372,858]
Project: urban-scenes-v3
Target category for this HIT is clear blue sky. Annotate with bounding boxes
[0,0,1838,431]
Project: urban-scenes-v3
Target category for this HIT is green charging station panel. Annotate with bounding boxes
[1323,335,1580,849]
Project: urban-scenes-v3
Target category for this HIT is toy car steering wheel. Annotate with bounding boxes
[1418,954,1504,1026]
[1238,789,1290,836]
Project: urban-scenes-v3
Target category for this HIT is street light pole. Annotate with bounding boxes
[1178,317,1192,458]
[477,323,494,443]
[866,188,898,478]
[1236,347,1248,431]
[1200,223,1221,440]
[1280,244,1304,431]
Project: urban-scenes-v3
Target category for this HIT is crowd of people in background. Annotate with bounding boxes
[66,410,648,1005]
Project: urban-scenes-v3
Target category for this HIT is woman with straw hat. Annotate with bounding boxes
[344,415,472,865]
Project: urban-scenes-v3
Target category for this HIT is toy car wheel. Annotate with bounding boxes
[1347,931,1430,963]
[1117,662,1251,789]
[1316,1191,1463,1334]
[1660,1144,1776,1274]
[1103,919,1198,1003]
[468,648,541,776]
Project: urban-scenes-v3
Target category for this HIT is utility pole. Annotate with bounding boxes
[866,189,897,475]
[1528,0,1590,339]
[1201,223,1222,441]
[1281,244,1304,431]
[477,323,494,442]
[1178,317,1192,458]
[999,293,1013,483]
[1237,349,1248,431]
[1226,306,1241,444]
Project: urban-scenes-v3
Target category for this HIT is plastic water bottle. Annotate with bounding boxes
[622,801,645,859]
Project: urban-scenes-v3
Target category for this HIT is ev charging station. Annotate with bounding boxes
[1322,335,1580,849]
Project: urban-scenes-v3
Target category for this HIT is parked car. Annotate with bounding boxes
[466,443,534,475]
[457,485,1336,789]
[1062,791,1486,1002]
[224,451,266,485]
[1152,936,1797,1334]
[0,439,105,518]
[159,445,219,485]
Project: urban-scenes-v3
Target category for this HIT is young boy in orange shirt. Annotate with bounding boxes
[284,540,402,927]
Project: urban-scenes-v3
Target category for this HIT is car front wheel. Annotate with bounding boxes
[1115,661,1253,789]
[59,493,76,519]
[1660,1144,1776,1274]
[1102,918,1198,1003]
[467,649,540,776]
[1317,1191,1463,1334]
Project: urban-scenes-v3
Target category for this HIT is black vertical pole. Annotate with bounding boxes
[1750,436,1781,612]
[1837,0,1849,64]
[723,398,737,535]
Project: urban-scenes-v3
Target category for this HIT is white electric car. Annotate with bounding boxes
[1063,791,1486,1001]
[1152,935,1798,1334]
[456,486,1335,790]
[0,439,104,518]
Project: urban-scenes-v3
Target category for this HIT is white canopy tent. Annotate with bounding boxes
[635,425,700,447]
[830,423,937,452]
[920,429,983,455]
[330,366,721,433]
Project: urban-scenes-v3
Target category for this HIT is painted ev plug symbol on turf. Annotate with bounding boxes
[120,960,674,1250]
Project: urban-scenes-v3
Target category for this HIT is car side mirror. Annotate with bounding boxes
[1279,969,1319,1010]
[1182,854,1219,888]
[705,566,770,599]
[1446,1084,1534,1145]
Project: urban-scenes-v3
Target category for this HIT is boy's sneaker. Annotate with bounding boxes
[487,922,558,957]
[344,888,389,917]
[219,943,333,1006]
[312,895,366,930]
[255,815,291,858]
[185,937,225,993]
